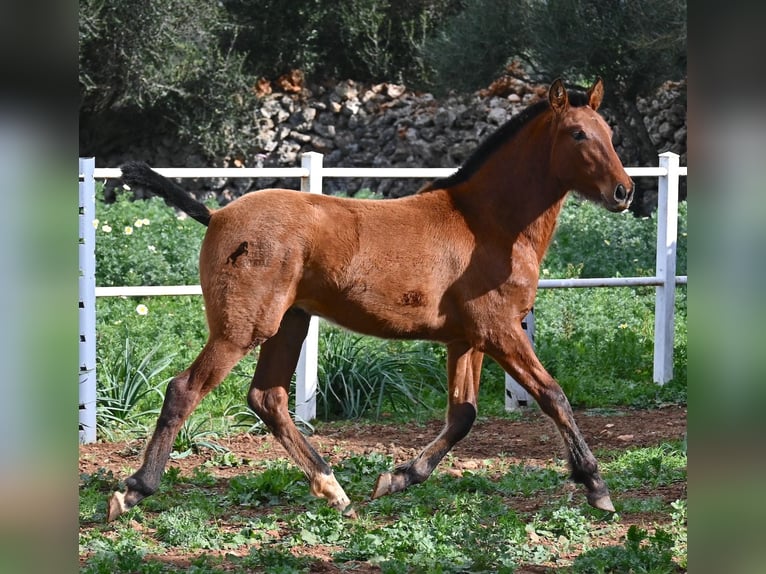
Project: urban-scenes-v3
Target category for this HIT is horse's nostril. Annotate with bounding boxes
[614,184,627,202]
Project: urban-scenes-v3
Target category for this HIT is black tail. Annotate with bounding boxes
[120,161,212,226]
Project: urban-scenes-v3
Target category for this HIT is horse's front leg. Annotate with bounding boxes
[248,309,355,517]
[372,342,483,498]
[488,326,614,512]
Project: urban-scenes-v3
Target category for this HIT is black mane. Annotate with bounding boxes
[428,89,590,190]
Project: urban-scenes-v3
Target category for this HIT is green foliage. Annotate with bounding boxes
[531,506,591,550]
[526,0,686,101]
[497,464,565,496]
[223,0,461,84]
[601,442,687,491]
[152,507,225,549]
[569,525,677,573]
[317,326,445,420]
[173,414,229,457]
[423,0,686,100]
[80,451,686,572]
[421,0,533,94]
[79,0,254,157]
[96,339,172,439]
[227,460,311,507]
[95,188,206,287]
[533,197,687,408]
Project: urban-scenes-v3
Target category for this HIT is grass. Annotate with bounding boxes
[80,442,687,572]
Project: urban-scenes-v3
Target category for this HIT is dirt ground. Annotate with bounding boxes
[79,405,687,572]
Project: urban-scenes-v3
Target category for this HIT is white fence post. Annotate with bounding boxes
[504,309,534,410]
[295,152,323,424]
[79,158,98,443]
[653,152,680,384]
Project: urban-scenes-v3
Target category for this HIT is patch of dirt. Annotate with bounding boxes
[79,405,686,480]
[79,405,686,573]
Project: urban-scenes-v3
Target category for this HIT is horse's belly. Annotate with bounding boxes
[294,289,448,341]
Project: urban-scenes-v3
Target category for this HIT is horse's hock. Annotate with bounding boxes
[99,77,686,214]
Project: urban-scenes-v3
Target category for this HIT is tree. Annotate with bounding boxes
[526,0,686,164]
[79,0,253,158]
[421,0,534,94]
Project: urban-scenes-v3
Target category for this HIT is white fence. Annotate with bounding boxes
[78,153,687,443]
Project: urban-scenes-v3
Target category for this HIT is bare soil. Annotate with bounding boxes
[79,405,687,572]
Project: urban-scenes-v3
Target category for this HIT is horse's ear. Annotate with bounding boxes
[549,78,568,115]
[587,77,604,111]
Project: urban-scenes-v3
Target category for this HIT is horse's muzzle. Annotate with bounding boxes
[606,181,634,212]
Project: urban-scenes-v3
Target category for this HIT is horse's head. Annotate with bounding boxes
[548,78,634,212]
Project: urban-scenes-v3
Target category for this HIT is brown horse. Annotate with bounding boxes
[109,78,633,521]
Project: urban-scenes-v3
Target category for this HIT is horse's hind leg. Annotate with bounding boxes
[108,338,248,521]
[372,342,483,498]
[248,308,354,516]
[489,328,614,512]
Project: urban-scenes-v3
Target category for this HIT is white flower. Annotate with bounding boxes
[92,219,99,229]
[147,245,156,252]
[101,224,112,233]
[134,219,144,228]
[124,226,133,235]
[141,218,150,226]
[135,304,149,316]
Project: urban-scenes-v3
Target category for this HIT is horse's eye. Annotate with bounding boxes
[573,130,587,141]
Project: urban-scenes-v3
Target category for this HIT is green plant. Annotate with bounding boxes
[227,460,310,507]
[152,506,224,549]
[531,506,591,549]
[317,326,445,421]
[95,188,206,287]
[172,414,229,457]
[670,498,687,569]
[96,338,173,438]
[602,442,687,491]
[569,524,677,573]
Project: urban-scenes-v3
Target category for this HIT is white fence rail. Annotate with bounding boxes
[78,153,687,442]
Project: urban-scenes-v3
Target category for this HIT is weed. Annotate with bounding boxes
[172,414,229,456]
[96,339,173,439]
[152,506,224,549]
[227,460,310,507]
[602,442,687,490]
[317,327,445,421]
[239,545,312,573]
[568,524,677,573]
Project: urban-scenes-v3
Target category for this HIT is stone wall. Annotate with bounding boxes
[104,77,686,212]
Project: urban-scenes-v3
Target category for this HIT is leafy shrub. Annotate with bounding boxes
[95,189,206,287]
[421,0,532,94]
[96,339,172,439]
[317,326,445,420]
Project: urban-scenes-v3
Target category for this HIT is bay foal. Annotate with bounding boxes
[109,78,633,521]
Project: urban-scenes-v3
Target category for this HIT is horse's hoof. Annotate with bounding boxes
[371,472,392,499]
[107,491,127,522]
[587,492,615,513]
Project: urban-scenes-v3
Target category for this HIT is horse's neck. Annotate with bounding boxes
[452,138,567,264]
[521,194,567,263]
